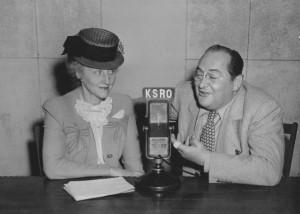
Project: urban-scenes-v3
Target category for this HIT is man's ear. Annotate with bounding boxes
[233,75,243,92]
[75,71,81,80]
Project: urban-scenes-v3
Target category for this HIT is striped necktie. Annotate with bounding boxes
[200,111,218,152]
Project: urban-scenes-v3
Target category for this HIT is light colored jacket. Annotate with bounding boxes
[172,81,284,186]
[43,88,144,178]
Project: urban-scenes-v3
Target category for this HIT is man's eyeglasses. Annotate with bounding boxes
[193,67,218,83]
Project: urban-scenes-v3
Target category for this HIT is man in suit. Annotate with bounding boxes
[171,44,284,186]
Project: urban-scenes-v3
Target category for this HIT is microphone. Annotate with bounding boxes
[136,88,180,193]
[146,100,170,159]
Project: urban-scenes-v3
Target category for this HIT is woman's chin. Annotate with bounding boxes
[97,91,110,100]
[87,90,110,103]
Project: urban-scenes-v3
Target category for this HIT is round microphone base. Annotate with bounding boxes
[137,171,180,193]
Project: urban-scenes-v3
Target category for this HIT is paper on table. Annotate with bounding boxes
[63,177,135,201]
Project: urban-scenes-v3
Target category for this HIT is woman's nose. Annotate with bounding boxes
[102,70,110,83]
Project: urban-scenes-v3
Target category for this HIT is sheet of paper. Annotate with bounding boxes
[63,177,135,201]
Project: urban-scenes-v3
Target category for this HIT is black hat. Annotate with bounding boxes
[62,28,124,69]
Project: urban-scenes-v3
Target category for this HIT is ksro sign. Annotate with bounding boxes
[143,87,174,100]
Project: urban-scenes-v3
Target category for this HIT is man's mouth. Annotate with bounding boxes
[197,89,210,97]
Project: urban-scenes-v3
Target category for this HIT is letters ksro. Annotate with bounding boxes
[143,87,174,100]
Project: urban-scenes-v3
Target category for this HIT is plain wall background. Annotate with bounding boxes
[0,0,299,176]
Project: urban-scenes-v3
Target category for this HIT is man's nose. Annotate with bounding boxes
[198,76,209,88]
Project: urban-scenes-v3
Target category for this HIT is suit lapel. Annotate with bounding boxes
[216,86,245,153]
[67,88,94,144]
[187,98,200,137]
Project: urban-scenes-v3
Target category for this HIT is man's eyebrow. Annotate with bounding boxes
[208,68,222,74]
[196,67,221,74]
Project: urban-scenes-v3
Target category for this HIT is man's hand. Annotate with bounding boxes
[171,134,210,166]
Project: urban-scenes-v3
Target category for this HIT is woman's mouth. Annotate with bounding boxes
[98,85,109,90]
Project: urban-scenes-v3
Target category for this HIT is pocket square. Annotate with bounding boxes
[112,110,125,119]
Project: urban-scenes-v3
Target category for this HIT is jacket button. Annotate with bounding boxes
[107,154,113,158]
[235,150,241,155]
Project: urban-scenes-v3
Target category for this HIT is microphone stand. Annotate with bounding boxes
[137,126,180,193]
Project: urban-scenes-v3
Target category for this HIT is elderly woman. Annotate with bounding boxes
[42,28,144,179]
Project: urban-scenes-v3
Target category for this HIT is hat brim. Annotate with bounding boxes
[74,51,124,70]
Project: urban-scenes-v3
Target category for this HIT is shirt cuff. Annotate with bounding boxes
[203,152,211,173]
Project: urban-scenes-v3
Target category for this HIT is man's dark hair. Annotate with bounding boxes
[204,44,244,79]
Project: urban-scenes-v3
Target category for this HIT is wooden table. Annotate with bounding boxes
[0,176,299,214]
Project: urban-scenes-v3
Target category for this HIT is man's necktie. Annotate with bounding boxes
[200,111,218,152]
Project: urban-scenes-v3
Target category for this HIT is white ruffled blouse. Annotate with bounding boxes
[74,97,112,165]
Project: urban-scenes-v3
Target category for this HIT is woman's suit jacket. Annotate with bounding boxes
[43,88,144,178]
[172,81,284,186]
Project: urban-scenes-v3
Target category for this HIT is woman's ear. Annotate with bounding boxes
[233,74,243,92]
[71,62,82,80]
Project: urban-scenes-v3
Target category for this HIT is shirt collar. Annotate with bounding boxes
[217,99,232,120]
[198,97,234,121]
